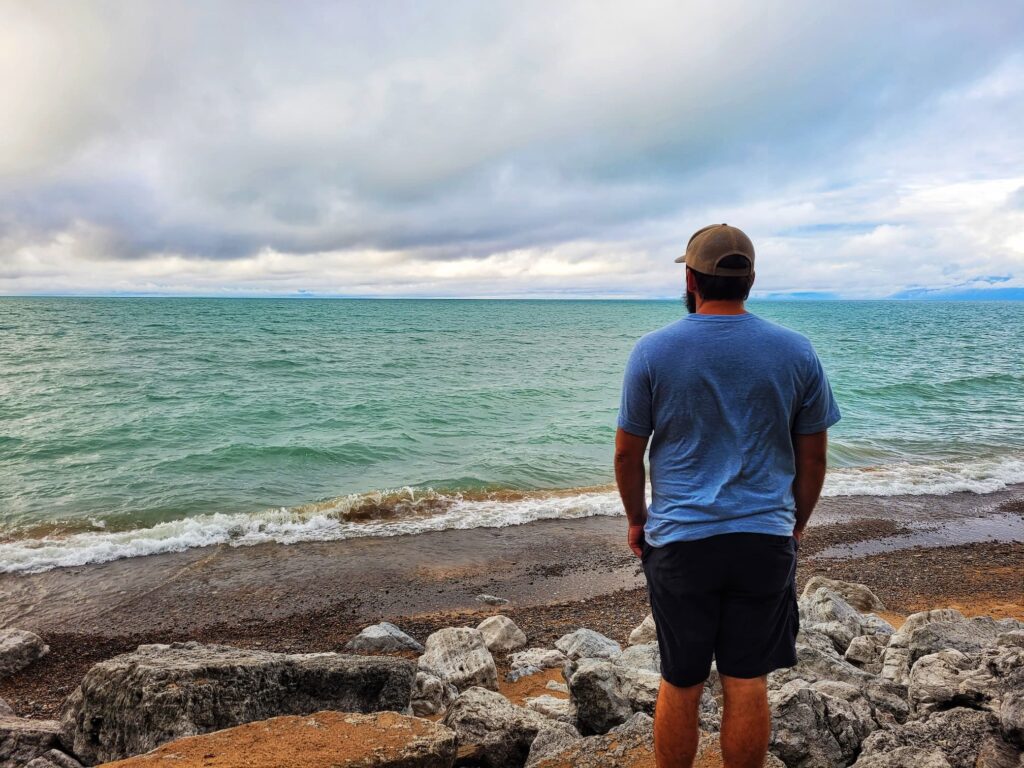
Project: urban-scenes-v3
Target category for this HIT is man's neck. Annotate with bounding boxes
[696,299,747,316]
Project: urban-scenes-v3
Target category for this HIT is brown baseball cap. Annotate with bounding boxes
[675,223,755,276]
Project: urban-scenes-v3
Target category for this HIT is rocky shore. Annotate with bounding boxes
[2,574,1022,768]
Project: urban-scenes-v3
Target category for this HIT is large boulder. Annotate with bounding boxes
[907,618,1012,665]
[568,659,658,735]
[857,707,1002,768]
[879,609,966,686]
[1001,691,1024,747]
[0,716,62,768]
[507,649,568,682]
[554,629,621,661]
[627,615,657,646]
[845,634,888,674]
[58,641,416,765]
[851,746,953,767]
[0,629,49,680]
[94,711,457,768]
[418,628,498,691]
[800,588,894,655]
[614,642,660,674]
[442,687,576,768]
[411,672,458,717]
[24,751,83,768]
[801,577,886,612]
[477,616,528,653]
[345,622,424,653]
[769,680,878,767]
[908,645,1024,717]
[526,713,785,768]
[566,655,720,736]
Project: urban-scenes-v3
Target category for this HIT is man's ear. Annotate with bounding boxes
[685,267,698,294]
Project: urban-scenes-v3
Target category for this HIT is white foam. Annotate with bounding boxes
[0,489,625,574]
[823,455,1024,497]
[2,454,1022,574]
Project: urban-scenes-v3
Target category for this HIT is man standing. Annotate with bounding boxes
[614,224,840,768]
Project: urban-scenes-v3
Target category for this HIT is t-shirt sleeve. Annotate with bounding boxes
[793,346,841,434]
[617,342,654,437]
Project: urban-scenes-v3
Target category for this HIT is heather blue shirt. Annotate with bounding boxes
[618,312,840,546]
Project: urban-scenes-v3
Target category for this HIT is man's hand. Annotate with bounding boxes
[628,524,646,558]
[792,527,804,545]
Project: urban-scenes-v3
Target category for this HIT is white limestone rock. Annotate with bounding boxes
[478,615,528,653]
[555,629,621,661]
[418,627,499,691]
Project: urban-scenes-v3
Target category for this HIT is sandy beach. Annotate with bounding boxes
[2,486,1021,720]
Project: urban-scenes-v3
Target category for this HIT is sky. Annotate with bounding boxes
[2,1,1024,299]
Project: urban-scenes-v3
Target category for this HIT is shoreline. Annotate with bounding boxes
[1,486,1022,719]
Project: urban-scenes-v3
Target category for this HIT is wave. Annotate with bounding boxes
[2,455,1023,575]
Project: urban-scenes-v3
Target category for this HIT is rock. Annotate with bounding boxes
[0,629,49,680]
[525,695,575,724]
[846,634,888,673]
[23,751,83,768]
[1001,691,1024,746]
[478,616,528,653]
[478,594,510,606]
[851,746,953,767]
[526,712,651,768]
[998,630,1024,649]
[801,588,892,654]
[908,645,1024,717]
[507,648,569,682]
[93,711,457,768]
[567,658,667,735]
[418,628,499,691]
[614,642,660,673]
[0,716,61,768]
[412,672,458,717]
[527,713,782,768]
[345,622,424,653]
[879,608,966,685]
[908,649,993,714]
[442,687,575,768]
[857,707,1001,768]
[768,680,877,767]
[908,618,1007,665]
[545,680,569,694]
[801,577,886,612]
[555,629,621,661]
[628,615,657,646]
[0,701,11,717]
[58,641,416,765]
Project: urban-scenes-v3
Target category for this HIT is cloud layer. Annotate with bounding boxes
[2,0,1023,297]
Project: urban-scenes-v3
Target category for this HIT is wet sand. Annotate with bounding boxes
[1,487,1022,718]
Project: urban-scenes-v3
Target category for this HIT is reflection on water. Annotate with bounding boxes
[816,512,1024,559]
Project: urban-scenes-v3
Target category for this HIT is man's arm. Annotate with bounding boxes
[615,428,650,557]
[792,430,828,542]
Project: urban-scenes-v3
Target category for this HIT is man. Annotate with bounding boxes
[614,224,840,768]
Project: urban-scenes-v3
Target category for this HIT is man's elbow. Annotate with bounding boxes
[614,449,644,471]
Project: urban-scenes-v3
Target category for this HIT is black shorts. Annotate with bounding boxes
[642,532,799,688]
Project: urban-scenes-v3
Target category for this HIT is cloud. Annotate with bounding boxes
[1,0,1023,297]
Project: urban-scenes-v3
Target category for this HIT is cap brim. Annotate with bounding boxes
[674,254,687,263]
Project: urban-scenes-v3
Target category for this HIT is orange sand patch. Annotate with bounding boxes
[99,711,454,768]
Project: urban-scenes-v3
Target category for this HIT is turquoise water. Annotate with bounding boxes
[2,298,1023,572]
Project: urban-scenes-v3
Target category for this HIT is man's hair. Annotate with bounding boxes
[689,254,754,301]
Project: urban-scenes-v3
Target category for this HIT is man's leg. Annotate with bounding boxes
[720,674,770,768]
[653,677,704,768]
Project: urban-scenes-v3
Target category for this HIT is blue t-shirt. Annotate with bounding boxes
[618,312,841,546]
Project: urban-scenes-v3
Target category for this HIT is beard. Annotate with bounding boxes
[685,290,697,314]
